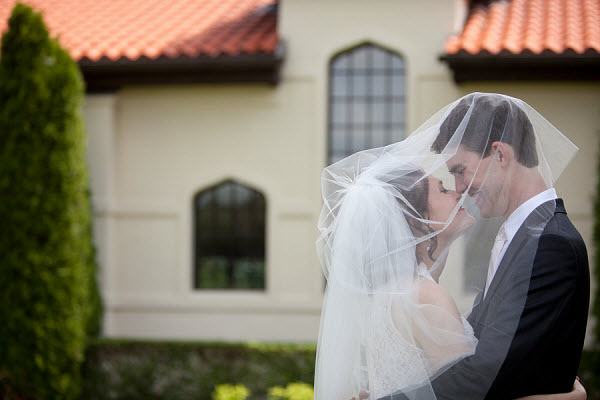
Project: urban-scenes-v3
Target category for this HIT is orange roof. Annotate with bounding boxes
[445,0,600,55]
[0,0,279,62]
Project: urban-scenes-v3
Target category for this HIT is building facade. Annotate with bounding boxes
[2,0,598,344]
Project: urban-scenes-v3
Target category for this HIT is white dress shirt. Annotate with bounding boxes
[488,188,558,285]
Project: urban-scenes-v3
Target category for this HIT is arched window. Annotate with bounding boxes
[328,43,406,164]
[194,180,266,290]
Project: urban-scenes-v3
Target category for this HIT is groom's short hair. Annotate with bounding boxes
[432,94,539,167]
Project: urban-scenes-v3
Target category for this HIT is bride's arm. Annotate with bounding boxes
[515,379,586,400]
[391,279,476,371]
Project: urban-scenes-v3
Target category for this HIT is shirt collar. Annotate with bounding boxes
[501,188,557,243]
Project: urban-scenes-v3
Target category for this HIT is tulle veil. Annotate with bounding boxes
[314,93,578,400]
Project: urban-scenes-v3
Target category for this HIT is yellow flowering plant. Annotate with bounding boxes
[212,384,251,400]
[267,382,314,400]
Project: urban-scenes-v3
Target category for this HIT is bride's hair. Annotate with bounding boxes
[390,170,437,262]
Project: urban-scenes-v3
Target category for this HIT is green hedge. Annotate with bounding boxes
[80,340,316,400]
[0,3,101,399]
[579,350,600,400]
[79,340,600,400]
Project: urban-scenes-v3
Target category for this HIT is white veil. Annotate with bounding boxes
[314,93,578,400]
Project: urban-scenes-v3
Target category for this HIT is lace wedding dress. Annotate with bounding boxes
[365,265,476,399]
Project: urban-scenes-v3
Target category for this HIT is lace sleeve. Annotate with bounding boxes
[392,281,478,373]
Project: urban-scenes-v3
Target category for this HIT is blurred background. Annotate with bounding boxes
[0,0,599,399]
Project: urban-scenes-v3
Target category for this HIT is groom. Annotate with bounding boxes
[390,94,590,399]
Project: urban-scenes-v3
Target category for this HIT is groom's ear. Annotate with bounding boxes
[491,142,511,167]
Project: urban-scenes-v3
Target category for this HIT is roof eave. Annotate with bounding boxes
[440,52,600,83]
[79,41,286,93]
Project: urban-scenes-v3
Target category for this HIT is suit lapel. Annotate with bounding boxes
[472,199,558,330]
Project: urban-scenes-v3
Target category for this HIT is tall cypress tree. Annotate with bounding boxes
[0,3,101,399]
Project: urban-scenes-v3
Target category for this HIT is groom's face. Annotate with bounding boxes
[447,145,505,218]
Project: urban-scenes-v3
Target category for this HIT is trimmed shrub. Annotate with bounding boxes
[80,340,316,400]
[580,350,600,400]
[0,3,101,399]
[79,339,600,400]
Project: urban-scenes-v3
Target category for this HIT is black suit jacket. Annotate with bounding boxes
[386,199,590,400]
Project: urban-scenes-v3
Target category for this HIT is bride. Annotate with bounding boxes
[314,95,586,400]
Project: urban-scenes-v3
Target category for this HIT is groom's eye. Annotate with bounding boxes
[449,167,465,176]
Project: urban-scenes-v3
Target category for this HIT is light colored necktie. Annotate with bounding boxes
[484,226,507,297]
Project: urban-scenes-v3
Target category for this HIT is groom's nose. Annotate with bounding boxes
[454,178,468,194]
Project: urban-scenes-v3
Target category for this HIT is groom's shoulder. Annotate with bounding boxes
[541,199,582,239]
[539,199,587,256]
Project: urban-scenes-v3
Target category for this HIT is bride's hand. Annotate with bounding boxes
[350,390,370,400]
[572,378,586,399]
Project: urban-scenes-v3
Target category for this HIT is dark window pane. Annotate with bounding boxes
[196,257,228,289]
[331,102,347,124]
[371,101,386,124]
[391,75,404,97]
[194,180,266,290]
[352,45,370,69]
[233,259,265,289]
[372,48,388,68]
[372,75,387,97]
[332,75,348,97]
[391,56,404,69]
[332,53,350,72]
[371,127,386,148]
[352,75,368,96]
[330,154,344,164]
[392,126,405,141]
[330,127,346,153]
[352,127,367,150]
[391,102,405,125]
[352,100,368,124]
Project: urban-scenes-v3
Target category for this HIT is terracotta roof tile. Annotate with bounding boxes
[445,0,600,55]
[0,0,279,62]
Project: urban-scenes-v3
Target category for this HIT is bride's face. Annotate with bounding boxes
[426,176,475,238]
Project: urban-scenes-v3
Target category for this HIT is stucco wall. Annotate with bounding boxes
[83,0,598,344]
